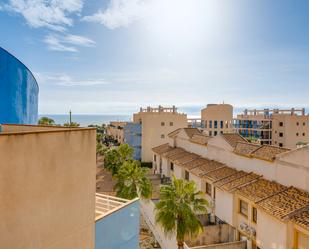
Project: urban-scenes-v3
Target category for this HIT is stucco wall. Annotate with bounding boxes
[0,47,38,124]
[256,210,287,249]
[95,200,140,249]
[215,189,234,226]
[0,128,96,249]
[134,112,187,162]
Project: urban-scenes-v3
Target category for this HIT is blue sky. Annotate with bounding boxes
[0,0,309,115]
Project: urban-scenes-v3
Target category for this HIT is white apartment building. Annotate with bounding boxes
[152,128,309,249]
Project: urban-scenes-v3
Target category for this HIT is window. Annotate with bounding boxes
[303,133,306,136]
[220,131,223,135]
[209,120,213,128]
[252,207,257,223]
[296,133,299,136]
[206,182,212,196]
[220,120,223,129]
[209,131,212,136]
[214,131,218,136]
[161,134,165,139]
[279,143,283,147]
[239,199,248,217]
[303,122,306,126]
[279,122,283,127]
[161,122,165,126]
[214,120,218,129]
[296,122,299,126]
[185,170,189,180]
[279,132,283,137]
[170,122,173,126]
[170,162,174,171]
[154,154,157,162]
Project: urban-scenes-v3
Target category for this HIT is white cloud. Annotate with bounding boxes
[43,33,95,52]
[3,0,84,31]
[35,72,108,86]
[82,0,147,29]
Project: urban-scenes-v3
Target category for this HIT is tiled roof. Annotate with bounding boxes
[182,158,208,170]
[221,173,261,192]
[214,171,247,188]
[168,150,191,161]
[234,142,261,157]
[251,145,290,161]
[152,143,174,154]
[189,158,225,177]
[257,187,309,221]
[235,179,287,203]
[163,148,186,159]
[204,166,238,182]
[189,134,211,145]
[173,153,200,165]
[221,133,248,148]
[290,209,309,230]
[168,128,182,138]
[183,128,202,138]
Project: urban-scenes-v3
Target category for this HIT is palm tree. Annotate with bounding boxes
[114,160,152,200]
[63,121,80,127]
[38,117,55,125]
[104,144,134,175]
[155,177,208,249]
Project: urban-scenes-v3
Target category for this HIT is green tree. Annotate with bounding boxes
[63,122,80,127]
[155,177,208,249]
[38,117,55,125]
[115,160,152,200]
[104,144,134,175]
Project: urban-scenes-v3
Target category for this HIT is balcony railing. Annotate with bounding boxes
[95,193,138,221]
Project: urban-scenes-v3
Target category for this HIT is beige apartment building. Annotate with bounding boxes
[201,103,234,136]
[132,106,187,162]
[235,108,309,148]
[106,121,127,144]
[151,129,309,249]
[0,124,96,249]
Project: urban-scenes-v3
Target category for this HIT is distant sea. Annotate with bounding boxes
[39,114,131,127]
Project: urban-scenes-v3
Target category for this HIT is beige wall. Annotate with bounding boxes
[201,104,233,136]
[106,122,126,144]
[0,127,96,249]
[256,211,288,249]
[272,114,309,149]
[215,189,234,226]
[134,111,187,162]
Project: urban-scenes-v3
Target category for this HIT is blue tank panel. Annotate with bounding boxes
[0,47,39,124]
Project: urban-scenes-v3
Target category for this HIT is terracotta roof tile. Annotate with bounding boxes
[182,158,208,170]
[257,187,309,220]
[162,148,186,159]
[222,133,248,148]
[152,143,174,154]
[189,158,225,177]
[173,153,200,165]
[221,173,261,192]
[168,128,182,138]
[290,209,309,231]
[203,166,238,182]
[168,150,191,161]
[235,179,287,203]
[189,134,211,145]
[234,142,262,157]
[214,171,248,188]
[183,128,202,138]
[251,145,290,161]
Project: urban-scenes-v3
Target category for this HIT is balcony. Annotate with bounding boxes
[95,194,140,249]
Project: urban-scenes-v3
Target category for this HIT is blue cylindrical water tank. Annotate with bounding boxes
[0,47,39,124]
